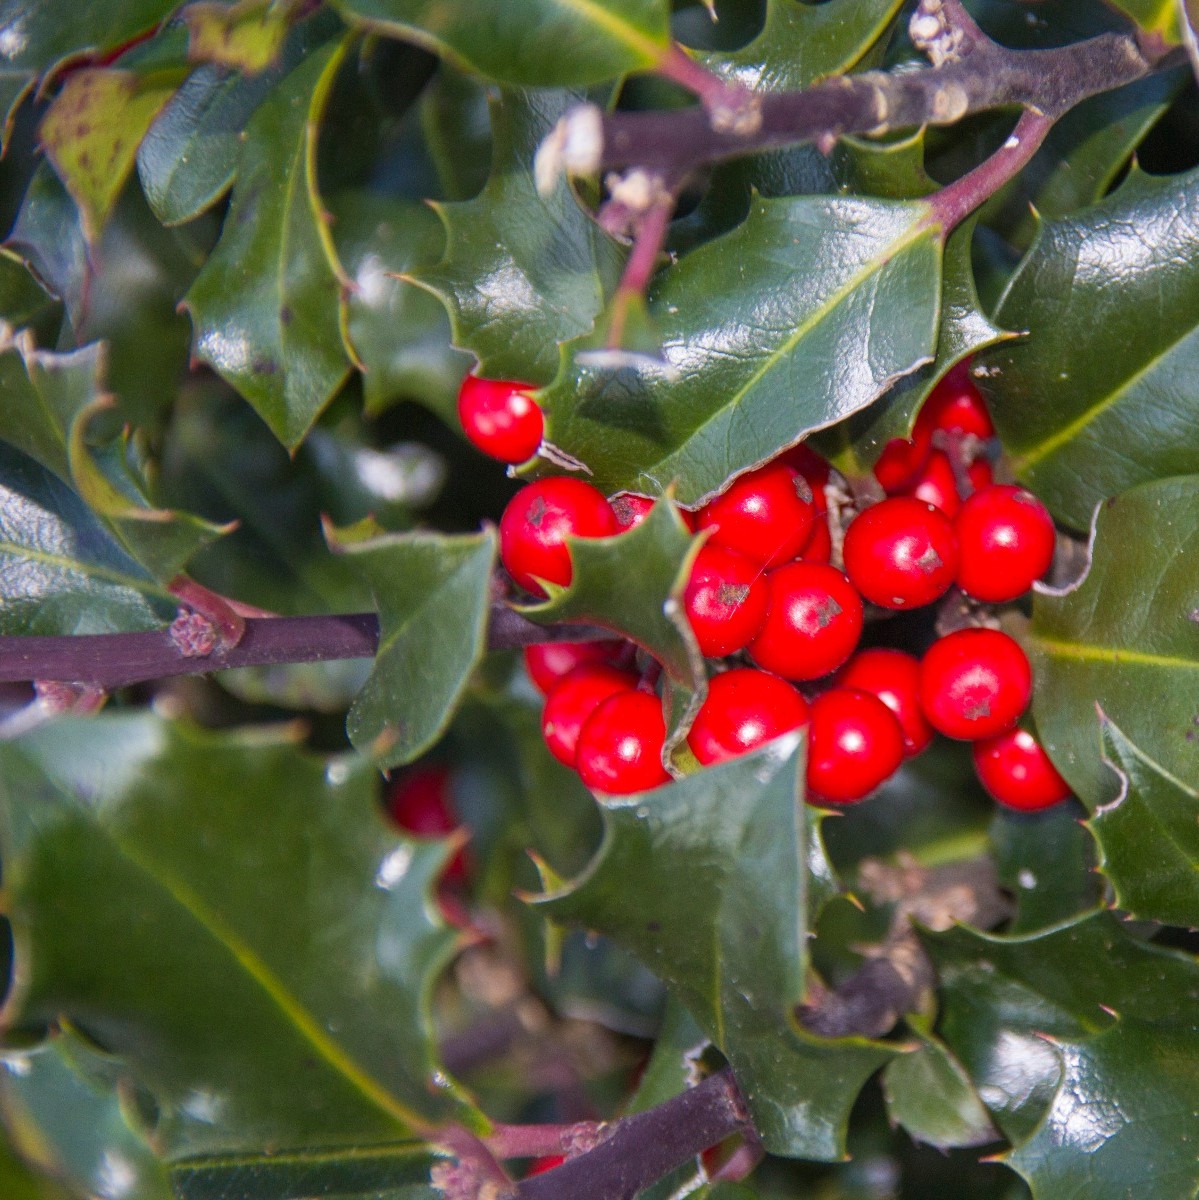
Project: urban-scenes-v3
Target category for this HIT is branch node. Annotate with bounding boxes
[534,105,603,196]
[709,93,762,137]
[33,680,107,715]
[910,0,966,67]
[169,609,222,658]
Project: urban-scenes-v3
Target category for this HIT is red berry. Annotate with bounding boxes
[919,628,1032,741]
[972,727,1072,811]
[524,639,626,696]
[748,562,863,681]
[457,375,543,463]
[683,545,769,658]
[838,648,933,757]
[687,668,809,765]
[914,362,995,443]
[697,462,815,568]
[576,690,671,794]
[874,436,929,494]
[542,664,638,767]
[906,449,961,517]
[610,493,655,530]
[967,459,993,493]
[780,443,831,490]
[800,512,832,564]
[385,766,469,883]
[526,1155,566,1177]
[499,478,618,597]
[806,689,905,805]
[842,497,959,610]
[954,484,1056,603]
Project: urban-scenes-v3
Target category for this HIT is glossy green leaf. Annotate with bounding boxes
[537,738,896,1159]
[0,713,484,1157]
[704,0,905,91]
[328,0,670,85]
[39,68,181,244]
[882,1034,998,1150]
[539,194,941,505]
[336,527,498,769]
[986,166,1199,529]
[185,38,353,448]
[518,498,704,709]
[1090,716,1199,928]
[414,88,623,385]
[1028,475,1199,805]
[330,190,467,420]
[0,1031,172,1200]
[182,0,295,73]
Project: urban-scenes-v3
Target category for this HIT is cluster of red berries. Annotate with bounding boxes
[458,368,1072,813]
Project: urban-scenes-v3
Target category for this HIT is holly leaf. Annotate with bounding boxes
[538,194,941,505]
[625,997,708,1114]
[329,190,468,421]
[1090,716,1199,929]
[516,498,705,705]
[1104,0,1181,40]
[414,88,623,386]
[184,37,353,449]
[39,67,182,245]
[704,0,905,91]
[0,713,484,1157]
[328,0,670,86]
[181,0,297,73]
[333,526,498,770]
[1028,475,1199,806]
[536,738,896,1160]
[984,165,1199,529]
[0,1030,172,1200]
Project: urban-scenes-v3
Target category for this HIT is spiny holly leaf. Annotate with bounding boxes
[516,498,704,704]
[881,1032,998,1150]
[185,37,353,449]
[931,913,1199,1200]
[39,67,182,245]
[539,194,941,504]
[414,88,623,386]
[0,713,485,1157]
[328,0,670,86]
[537,739,896,1159]
[1091,716,1199,929]
[1028,475,1199,806]
[704,0,905,91]
[0,1030,172,1200]
[329,190,468,421]
[181,0,297,73]
[334,526,498,770]
[0,333,227,582]
[984,165,1199,529]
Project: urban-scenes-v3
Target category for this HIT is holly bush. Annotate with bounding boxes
[0,0,1197,1197]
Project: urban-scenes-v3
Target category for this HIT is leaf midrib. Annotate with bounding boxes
[0,538,173,600]
[1028,634,1199,672]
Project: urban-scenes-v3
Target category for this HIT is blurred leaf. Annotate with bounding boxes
[0,713,484,1157]
[882,1034,998,1150]
[1091,716,1199,929]
[0,249,58,331]
[0,1132,67,1200]
[329,190,467,421]
[328,0,671,85]
[417,66,492,202]
[704,0,904,91]
[414,88,623,385]
[182,0,298,73]
[0,1030,172,1200]
[625,996,707,1114]
[538,739,896,1160]
[1029,475,1199,806]
[539,194,941,505]
[518,499,704,705]
[185,38,353,448]
[39,68,182,244]
[984,166,1199,529]
[1104,0,1181,39]
[335,527,498,769]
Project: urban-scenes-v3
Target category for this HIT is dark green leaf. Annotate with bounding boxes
[185,38,353,448]
[330,190,467,421]
[0,1030,172,1200]
[1091,716,1199,928]
[539,194,941,504]
[335,526,498,769]
[985,166,1199,529]
[704,0,905,91]
[537,738,895,1159]
[625,996,707,1114]
[417,66,492,203]
[414,88,623,385]
[0,713,484,1156]
[0,249,57,330]
[328,0,670,85]
[1028,475,1199,805]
